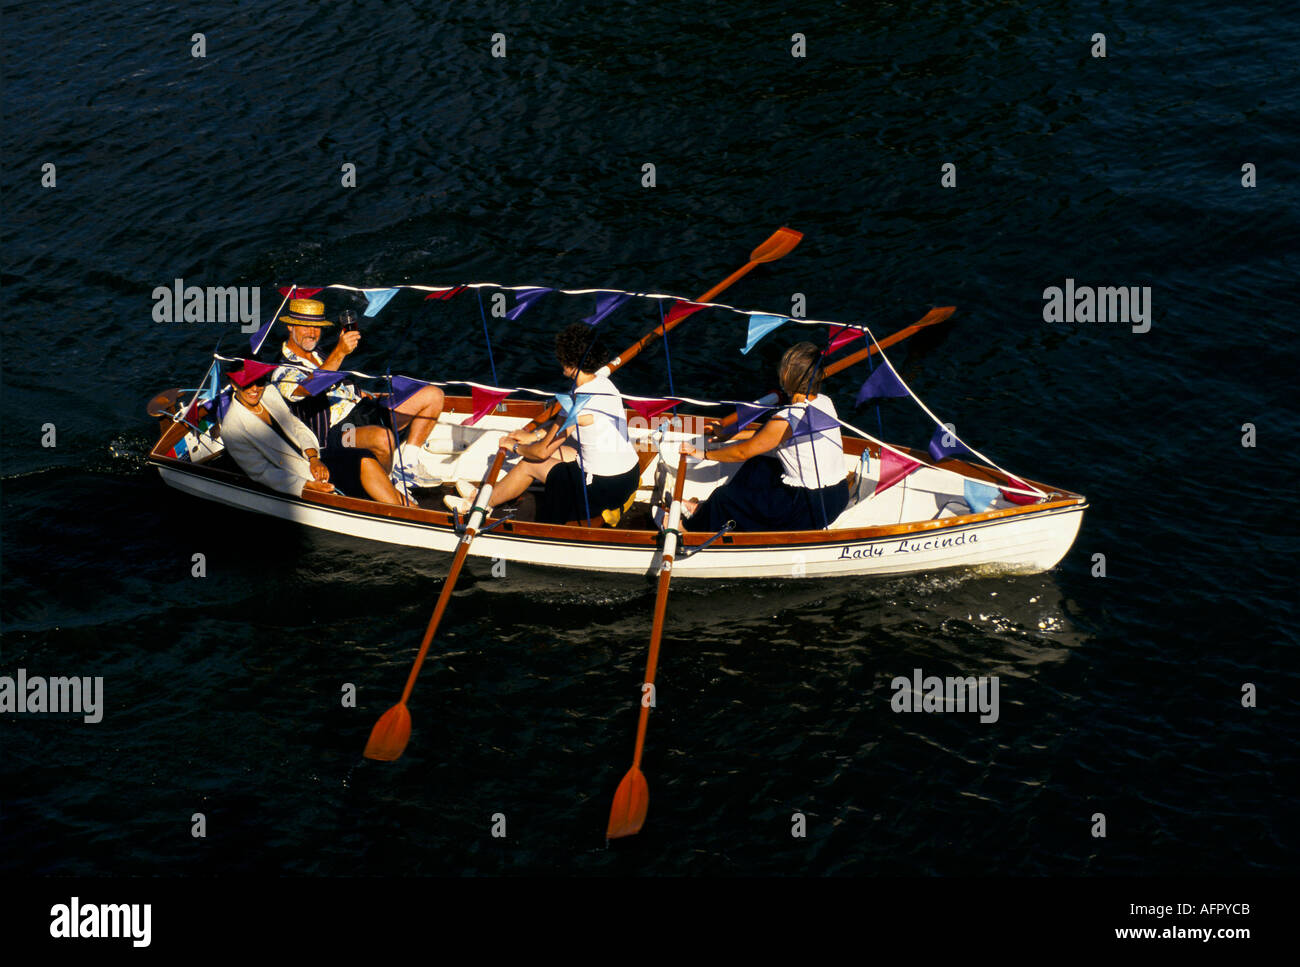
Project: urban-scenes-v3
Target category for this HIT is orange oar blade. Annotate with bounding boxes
[916,305,956,327]
[750,226,803,263]
[606,767,650,839]
[363,703,412,761]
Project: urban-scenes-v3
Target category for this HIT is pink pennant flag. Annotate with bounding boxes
[828,326,865,353]
[664,300,707,326]
[874,447,922,496]
[466,386,510,426]
[424,286,466,301]
[625,398,679,422]
[1000,475,1039,505]
[279,286,323,297]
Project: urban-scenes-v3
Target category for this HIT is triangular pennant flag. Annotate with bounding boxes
[278,286,323,298]
[964,479,1001,513]
[734,402,775,433]
[466,386,510,426]
[582,292,631,327]
[741,314,787,354]
[217,389,232,421]
[363,288,400,316]
[390,375,429,408]
[505,287,553,320]
[664,300,707,326]
[556,393,592,432]
[928,424,976,462]
[1000,475,1039,505]
[855,365,910,406]
[789,406,842,438]
[183,366,221,423]
[248,315,276,354]
[424,286,465,301]
[301,369,348,396]
[874,448,921,496]
[626,398,678,422]
[828,325,865,353]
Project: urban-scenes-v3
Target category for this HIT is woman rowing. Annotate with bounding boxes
[445,324,641,525]
[680,342,849,532]
[221,359,412,505]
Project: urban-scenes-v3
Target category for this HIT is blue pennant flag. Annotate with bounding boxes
[789,405,842,438]
[928,424,977,462]
[199,365,220,404]
[363,288,400,316]
[389,375,428,407]
[741,314,787,355]
[734,402,775,433]
[855,364,910,406]
[582,292,631,327]
[963,479,1000,513]
[506,287,553,321]
[302,369,348,396]
[555,393,592,432]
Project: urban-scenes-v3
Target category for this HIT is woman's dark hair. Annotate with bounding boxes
[555,323,610,372]
[778,342,824,396]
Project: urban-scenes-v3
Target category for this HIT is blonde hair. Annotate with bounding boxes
[778,342,824,397]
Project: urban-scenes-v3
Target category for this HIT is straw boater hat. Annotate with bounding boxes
[279,298,334,327]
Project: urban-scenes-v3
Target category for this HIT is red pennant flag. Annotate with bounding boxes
[664,300,707,326]
[625,398,678,422]
[278,286,323,298]
[466,386,510,426]
[874,448,922,496]
[424,286,466,301]
[828,326,865,353]
[1000,475,1039,505]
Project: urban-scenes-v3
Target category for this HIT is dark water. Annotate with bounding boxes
[2,0,1296,877]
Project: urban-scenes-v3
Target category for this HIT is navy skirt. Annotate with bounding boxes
[538,461,640,525]
[684,456,849,533]
[325,397,396,451]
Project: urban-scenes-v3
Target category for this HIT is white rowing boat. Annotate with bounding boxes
[147,393,1086,580]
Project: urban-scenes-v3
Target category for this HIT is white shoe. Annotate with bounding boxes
[443,494,471,515]
[455,479,478,500]
[398,444,441,487]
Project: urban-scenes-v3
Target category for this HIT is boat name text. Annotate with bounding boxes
[837,532,978,559]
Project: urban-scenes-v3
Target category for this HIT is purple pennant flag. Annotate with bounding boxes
[855,365,910,406]
[389,375,429,407]
[302,369,348,396]
[363,288,400,316]
[506,287,553,320]
[789,406,842,438]
[249,316,276,354]
[582,292,631,326]
[216,388,233,421]
[928,423,976,461]
[734,402,774,433]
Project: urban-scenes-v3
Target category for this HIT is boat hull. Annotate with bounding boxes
[156,462,1085,580]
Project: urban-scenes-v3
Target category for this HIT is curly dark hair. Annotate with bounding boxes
[555,323,610,371]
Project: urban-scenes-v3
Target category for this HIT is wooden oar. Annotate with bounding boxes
[521,228,804,435]
[363,447,509,761]
[710,305,957,436]
[606,446,691,839]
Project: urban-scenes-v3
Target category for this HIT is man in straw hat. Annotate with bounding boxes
[270,298,444,487]
[221,359,411,505]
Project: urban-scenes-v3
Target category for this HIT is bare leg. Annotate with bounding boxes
[353,426,395,470]
[359,456,412,506]
[488,455,559,506]
[391,386,445,448]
